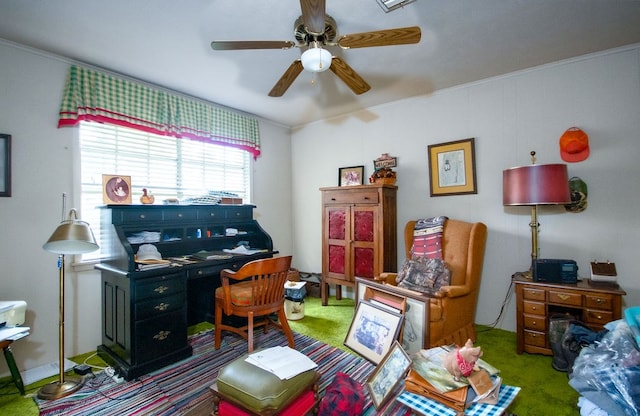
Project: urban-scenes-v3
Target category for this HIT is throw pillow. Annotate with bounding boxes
[318,372,365,416]
[396,256,451,294]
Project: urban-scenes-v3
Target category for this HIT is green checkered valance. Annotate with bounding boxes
[58,65,261,158]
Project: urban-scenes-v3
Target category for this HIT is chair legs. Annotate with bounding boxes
[214,305,295,352]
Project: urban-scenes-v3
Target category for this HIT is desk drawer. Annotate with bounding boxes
[523,287,545,301]
[136,293,185,320]
[548,290,582,307]
[523,300,545,316]
[585,309,613,326]
[585,294,613,310]
[137,273,183,300]
[524,330,546,348]
[524,314,546,331]
[134,311,187,361]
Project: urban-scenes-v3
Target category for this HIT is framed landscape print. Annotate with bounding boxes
[366,341,412,409]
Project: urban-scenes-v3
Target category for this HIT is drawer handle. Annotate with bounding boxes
[139,214,146,219]
[177,213,183,218]
[531,306,537,311]
[595,298,604,304]
[331,198,336,201]
[236,212,241,216]
[154,302,170,311]
[154,285,169,294]
[363,197,369,200]
[556,294,570,301]
[153,330,171,341]
[210,212,216,217]
[532,320,537,325]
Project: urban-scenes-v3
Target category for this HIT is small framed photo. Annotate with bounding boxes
[344,300,404,364]
[366,341,412,409]
[427,138,477,197]
[102,174,132,204]
[0,133,11,197]
[338,165,364,186]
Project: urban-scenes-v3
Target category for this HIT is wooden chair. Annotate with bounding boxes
[377,219,487,347]
[214,256,295,352]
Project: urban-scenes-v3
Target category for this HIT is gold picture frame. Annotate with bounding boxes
[338,165,364,186]
[102,174,132,204]
[428,138,477,196]
[366,340,412,409]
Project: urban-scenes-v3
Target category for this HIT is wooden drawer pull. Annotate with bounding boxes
[154,302,170,311]
[154,285,169,294]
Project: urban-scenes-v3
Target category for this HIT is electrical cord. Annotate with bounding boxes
[477,279,515,331]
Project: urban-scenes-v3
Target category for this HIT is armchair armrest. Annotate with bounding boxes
[436,284,471,298]
[375,272,398,285]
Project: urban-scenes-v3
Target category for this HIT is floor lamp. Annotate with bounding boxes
[38,195,98,400]
[503,152,570,274]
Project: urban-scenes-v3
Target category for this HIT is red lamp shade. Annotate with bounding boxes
[503,164,571,206]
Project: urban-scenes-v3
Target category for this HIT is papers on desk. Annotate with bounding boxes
[0,326,29,341]
[223,246,268,255]
[245,346,317,380]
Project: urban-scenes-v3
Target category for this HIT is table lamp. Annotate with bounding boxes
[503,152,570,272]
[38,194,98,400]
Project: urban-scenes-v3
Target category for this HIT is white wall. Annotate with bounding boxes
[291,45,640,333]
[0,41,292,376]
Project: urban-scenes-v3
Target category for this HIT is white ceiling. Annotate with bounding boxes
[1,0,639,127]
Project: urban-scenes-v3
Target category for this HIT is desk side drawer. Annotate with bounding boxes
[524,314,546,331]
[585,309,613,326]
[523,287,546,301]
[585,294,613,310]
[523,300,545,316]
[524,330,546,348]
[548,290,582,307]
[137,273,183,300]
[136,293,185,320]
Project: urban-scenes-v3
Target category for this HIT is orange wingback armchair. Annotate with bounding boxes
[377,219,487,348]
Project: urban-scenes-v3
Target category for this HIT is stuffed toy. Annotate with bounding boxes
[442,339,483,381]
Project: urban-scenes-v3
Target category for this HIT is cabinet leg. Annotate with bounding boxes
[321,280,328,306]
[335,285,342,301]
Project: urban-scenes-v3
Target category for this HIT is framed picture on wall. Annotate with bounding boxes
[338,165,364,186]
[428,138,477,196]
[0,133,11,197]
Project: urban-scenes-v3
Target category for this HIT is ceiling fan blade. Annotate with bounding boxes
[211,40,295,50]
[269,60,304,97]
[329,57,371,95]
[300,0,326,35]
[338,26,421,49]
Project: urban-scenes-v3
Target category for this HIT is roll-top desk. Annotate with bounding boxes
[96,204,274,380]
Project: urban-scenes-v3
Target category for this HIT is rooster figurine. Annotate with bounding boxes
[140,188,155,205]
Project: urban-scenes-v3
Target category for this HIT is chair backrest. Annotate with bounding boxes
[221,256,292,308]
[403,219,487,287]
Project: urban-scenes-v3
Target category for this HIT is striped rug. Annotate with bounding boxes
[37,330,411,415]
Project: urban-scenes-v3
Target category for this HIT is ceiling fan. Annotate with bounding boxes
[210,0,421,97]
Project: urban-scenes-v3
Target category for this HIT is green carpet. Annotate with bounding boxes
[1,295,579,415]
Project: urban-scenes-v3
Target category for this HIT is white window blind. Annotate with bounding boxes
[79,122,251,261]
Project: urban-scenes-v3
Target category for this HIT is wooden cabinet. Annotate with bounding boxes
[513,275,626,355]
[96,204,274,380]
[320,184,397,306]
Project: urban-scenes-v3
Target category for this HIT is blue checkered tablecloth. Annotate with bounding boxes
[397,385,521,416]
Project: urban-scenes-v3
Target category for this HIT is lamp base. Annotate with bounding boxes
[37,377,84,400]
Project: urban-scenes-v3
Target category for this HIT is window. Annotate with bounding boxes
[79,122,251,261]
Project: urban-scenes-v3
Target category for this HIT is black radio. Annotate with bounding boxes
[533,259,578,283]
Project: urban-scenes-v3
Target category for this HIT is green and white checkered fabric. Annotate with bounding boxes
[58,65,261,157]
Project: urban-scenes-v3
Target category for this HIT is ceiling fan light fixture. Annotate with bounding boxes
[301,46,332,73]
